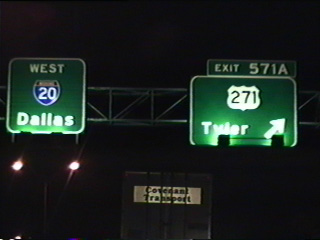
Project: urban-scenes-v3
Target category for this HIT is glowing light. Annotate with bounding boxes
[69,161,80,171]
[12,160,23,171]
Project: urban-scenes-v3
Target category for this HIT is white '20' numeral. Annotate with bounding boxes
[38,87,57,100]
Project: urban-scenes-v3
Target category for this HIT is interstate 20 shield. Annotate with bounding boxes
[33,80,61,106]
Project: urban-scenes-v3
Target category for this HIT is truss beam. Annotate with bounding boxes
[0,86,319,126]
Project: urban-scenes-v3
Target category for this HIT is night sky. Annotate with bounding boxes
[1,1,320,239]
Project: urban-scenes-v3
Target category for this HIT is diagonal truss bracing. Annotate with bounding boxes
[0,86,320,127]
[86,87,188,125]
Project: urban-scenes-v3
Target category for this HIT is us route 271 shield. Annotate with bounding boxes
[227,85,261,111]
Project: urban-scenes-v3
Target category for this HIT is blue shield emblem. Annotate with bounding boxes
[33,80,61,106]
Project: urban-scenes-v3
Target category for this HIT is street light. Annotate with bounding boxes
[69,161,80,171]
[11,160,23,171]
[43,161,81,238]
[10,160,81,239]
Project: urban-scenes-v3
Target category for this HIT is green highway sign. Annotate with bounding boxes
[190,76,297,147]
[6,58,86,134]
[207,59,296,77]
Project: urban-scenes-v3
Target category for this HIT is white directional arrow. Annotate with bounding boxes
[264,118,286,139]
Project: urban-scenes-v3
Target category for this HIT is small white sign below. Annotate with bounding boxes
[134,186,201,205]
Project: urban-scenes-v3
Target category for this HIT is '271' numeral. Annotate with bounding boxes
[231,90,257,104]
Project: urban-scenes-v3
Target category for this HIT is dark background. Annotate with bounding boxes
[1,1,320,239]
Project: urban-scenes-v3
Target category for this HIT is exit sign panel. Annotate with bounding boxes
[190,76,297,147]
[207,59,296,77]
[7,58,86,134]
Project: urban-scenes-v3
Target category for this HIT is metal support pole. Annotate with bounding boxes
[43,181,48,239]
